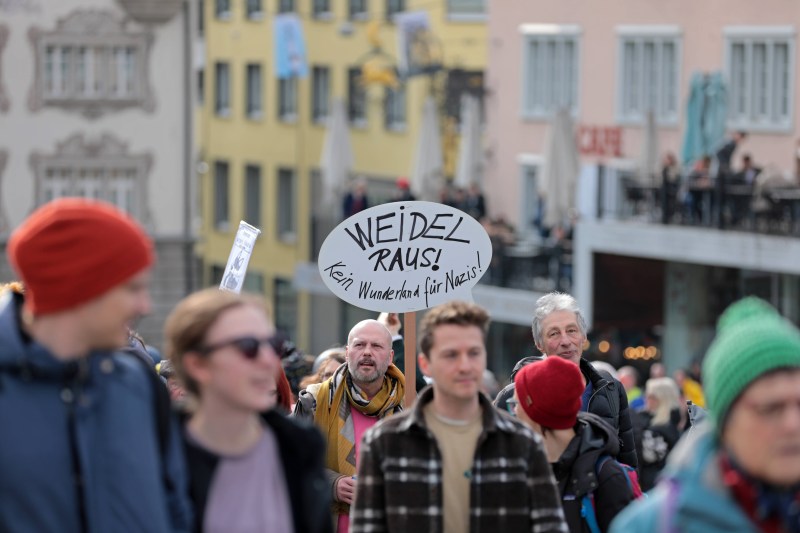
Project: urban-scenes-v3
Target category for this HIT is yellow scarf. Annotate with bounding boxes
[313,363,405,515]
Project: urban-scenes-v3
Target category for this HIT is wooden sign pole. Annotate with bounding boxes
[403,311,417,408]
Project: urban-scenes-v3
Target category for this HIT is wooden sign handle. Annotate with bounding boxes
[403,311,417,408]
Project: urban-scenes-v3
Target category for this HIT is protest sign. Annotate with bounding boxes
[317,201,492,312]
[219,221,261,294]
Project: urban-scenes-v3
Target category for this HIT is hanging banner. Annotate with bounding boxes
[220,221,262,294]
[395,11,442,78]
[274,13,308,79]
[318,201,492,312]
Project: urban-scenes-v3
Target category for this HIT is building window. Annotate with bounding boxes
[312,0,331,18]
[312,66,330,123]
[277,167,296,241]
[521,25,580,118]
[277,0,294,13]
[386,0,404,20]
[31,10,155,117]
[246,63,262,118]
[215,61,230,116]
[278,76,297,122]
[725,27,795,131]
[447,0,483,18]
[274,278,298,341]
[214,161,230,230]
[31,133,152,224]
[616,29,680,124]
[348,67,366,125]
[384,86,406,130]
[198,0,205,36]
[242,272,265,294]
[210,264,225,286]
[215,0,230,19]
[244,164,261,227]
[197,69,204,106]
[245,0,262,19]
[349,0,367,20]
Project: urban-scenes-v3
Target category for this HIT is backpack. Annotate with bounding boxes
[580,455,644,533]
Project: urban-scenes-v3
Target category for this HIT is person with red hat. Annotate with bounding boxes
[391,176,416,202]
[512,356,635,533]
[0,198,191,532]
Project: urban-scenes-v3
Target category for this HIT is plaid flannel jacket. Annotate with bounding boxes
[350,387,568,533]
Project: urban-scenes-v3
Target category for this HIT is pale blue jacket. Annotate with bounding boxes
[610,422,759,533]
[0,292,192,532]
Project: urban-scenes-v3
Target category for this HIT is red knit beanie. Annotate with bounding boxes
[7,198,154,315]
[514,356,585,430]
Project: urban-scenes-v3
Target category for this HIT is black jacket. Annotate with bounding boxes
[553,412,635,533]
[579,358,638,468]
[182,410,332,533]
[632,409,681,491]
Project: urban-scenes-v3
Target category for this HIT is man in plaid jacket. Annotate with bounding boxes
[351,301,567,533]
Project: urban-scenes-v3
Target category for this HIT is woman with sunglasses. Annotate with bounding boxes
[164,288,331,533]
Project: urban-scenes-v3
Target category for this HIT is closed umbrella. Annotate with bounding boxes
[539,108,580,228]
[638,110,660,185]
[319,98,354,219]
[681,71,727,167]
[410,96,443,201]
[454,94,482,189]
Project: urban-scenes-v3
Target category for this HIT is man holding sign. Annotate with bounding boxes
[293,319,405,533]
[351,301,567,533]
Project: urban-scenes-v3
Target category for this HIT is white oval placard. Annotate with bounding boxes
[318,201,493,312]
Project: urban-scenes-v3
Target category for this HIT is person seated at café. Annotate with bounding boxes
[683,156,712,224]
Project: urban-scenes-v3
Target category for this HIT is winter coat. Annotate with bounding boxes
[553,412,635,533]
[580,359,638,468]
[632,409,681,491]
[0,291,192,532]
[182,409,332,533]
[610,422,761,533]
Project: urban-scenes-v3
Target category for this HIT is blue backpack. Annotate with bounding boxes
[580,455,644,533]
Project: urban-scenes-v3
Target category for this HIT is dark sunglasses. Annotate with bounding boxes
[200,335,282,360]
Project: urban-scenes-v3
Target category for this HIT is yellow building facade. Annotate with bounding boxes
[198,0,486,351]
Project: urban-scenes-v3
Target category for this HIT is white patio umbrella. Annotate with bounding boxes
[453,94,482,189]
[638,110,660,185]
[539,108,580,228]
[319,98,354,219]
[410,96,443,201]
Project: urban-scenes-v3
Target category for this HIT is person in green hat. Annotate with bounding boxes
[611,296,800,533]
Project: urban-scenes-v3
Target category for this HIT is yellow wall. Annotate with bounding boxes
[199,0,486,351]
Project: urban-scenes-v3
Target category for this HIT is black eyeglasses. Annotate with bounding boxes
[200,335,282,360]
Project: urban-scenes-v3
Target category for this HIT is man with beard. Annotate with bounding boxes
[294,319,405,532]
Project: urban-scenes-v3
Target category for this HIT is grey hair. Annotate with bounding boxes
[646,377,681,426]
[531,292,588,349]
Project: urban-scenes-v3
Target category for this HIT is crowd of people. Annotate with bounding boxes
[2,197,800,533]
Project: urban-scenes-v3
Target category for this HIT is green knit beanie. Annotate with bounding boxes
[703,297,800,430]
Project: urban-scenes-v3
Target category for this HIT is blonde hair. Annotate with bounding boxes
[646,377,681,426]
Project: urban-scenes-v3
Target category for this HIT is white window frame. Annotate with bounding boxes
[215,0,231,20]
[519,24,581,120]
[615,26,682,126]
[347,67,367,127]
[312,65,330,123]
[516,154,544,240]
[446,0,485,22]
[245,62,262,119]
[384,86,406,131]
[278,77,298,122]
[215,61,230,117]
[277,167,297,242]
[245,0,263,20]
[724,26,796,133]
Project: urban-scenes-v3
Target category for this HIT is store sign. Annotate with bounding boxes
[577,125,623,157]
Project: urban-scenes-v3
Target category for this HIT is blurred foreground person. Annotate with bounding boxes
[165,288,331,533]
[612,297,800,533]
[293,319,404,532]
[514,356,635,532]
[0,198,191,532]
[351,301,567,533]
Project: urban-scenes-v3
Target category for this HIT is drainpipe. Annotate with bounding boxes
[182,0,194,294]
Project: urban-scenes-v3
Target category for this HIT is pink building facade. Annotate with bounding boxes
[486,0,800,231]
